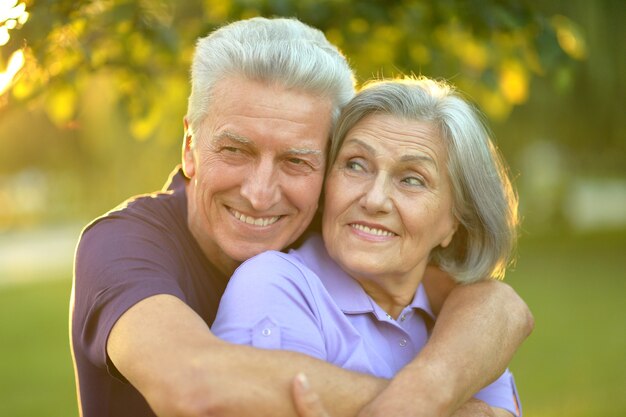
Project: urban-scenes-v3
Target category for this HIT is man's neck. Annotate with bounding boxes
[187,222,241,277]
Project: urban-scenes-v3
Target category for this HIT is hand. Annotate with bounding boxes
[292,373,332,417]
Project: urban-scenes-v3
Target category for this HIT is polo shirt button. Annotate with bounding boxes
[399,338,407,347]
[400,315,406,321]
[261,328,272,336]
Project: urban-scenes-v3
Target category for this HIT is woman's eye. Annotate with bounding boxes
[346,160,364,171]
[402,176,425,186]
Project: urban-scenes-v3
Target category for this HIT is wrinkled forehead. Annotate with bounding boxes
[333,111,443,155]
[344,113,445,157]
[194,76,334,150]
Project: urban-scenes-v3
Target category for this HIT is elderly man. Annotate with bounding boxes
[70,17,532,417]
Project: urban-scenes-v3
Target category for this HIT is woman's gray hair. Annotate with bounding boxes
[187,17,356,139]
[329,77,519,283]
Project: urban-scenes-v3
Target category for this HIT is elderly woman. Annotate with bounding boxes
[212,77,521,416]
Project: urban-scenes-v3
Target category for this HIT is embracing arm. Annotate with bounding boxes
[108,294,386,417]
[108,271,530,417]
[357,275,533,417]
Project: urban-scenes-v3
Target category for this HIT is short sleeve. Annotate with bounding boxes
[474,369,522,416]
[211,251,326,360]
[72,216,187,375]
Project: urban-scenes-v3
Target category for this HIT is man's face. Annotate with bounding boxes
[183,76,333,273]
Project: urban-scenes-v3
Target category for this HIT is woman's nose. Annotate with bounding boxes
[359,173,393,214]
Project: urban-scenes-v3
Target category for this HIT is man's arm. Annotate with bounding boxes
[107,294,386,417]
[292,379,514,417]
[357,279,533,417]
[109,280,531,417]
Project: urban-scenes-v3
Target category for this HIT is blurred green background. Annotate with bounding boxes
[0,0,624,416]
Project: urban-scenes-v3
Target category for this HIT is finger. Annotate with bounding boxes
[292,373,331,417]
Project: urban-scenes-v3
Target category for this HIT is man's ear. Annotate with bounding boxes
[182,117,195,178]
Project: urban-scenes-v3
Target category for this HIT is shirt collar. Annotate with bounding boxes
[409,283,436,321]
[293,234,435,321]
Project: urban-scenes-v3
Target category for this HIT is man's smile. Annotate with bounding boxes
[229,208,282,227]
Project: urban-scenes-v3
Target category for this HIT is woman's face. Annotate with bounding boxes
[322,113,458,288]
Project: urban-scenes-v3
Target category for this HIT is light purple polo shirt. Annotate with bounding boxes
[212,234,521,415]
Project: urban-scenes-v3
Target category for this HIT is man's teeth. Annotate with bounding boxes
[351,224,394,237]
[231,209,280,226]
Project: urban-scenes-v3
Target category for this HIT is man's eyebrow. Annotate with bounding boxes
[213,131,252,145]
[286,147,323,157]
[213,132,321,157]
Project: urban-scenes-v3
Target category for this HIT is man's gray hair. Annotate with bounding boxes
[187,17,356,138]
[329,77,519,283]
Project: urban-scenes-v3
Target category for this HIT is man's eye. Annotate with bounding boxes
[223,146,241,153]
[286,158,316,173]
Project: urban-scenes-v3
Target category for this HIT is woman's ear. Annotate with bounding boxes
[182,117,195,178]
[440,218,459,248]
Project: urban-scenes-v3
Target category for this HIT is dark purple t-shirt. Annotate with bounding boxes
[71,167,228,417]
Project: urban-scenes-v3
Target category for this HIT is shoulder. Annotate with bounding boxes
[213,253,329,358]
[232,251,315,288]
[238,250,306,270]
[81,166,187,241]
[224,250,328,307]
[83,193,179,239]
[79,180,185,251]
[75,175,190,280]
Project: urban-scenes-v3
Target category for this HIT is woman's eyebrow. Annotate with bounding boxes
[399,154,438,172]
[343,138,376,154]
[344,138,438,170]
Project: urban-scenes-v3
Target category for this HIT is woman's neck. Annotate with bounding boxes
[355,275,422,319]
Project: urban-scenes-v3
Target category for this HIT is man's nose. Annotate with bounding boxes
[240,158,281,211]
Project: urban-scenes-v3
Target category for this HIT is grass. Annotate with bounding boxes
[507,230,626,417]
[0,230,624,416]
[0,278,77,417]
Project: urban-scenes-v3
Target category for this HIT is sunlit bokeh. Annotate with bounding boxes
[0,47,23,94]
[552,14,587,60]
[499,60,529,105]
[0,0,27,96]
